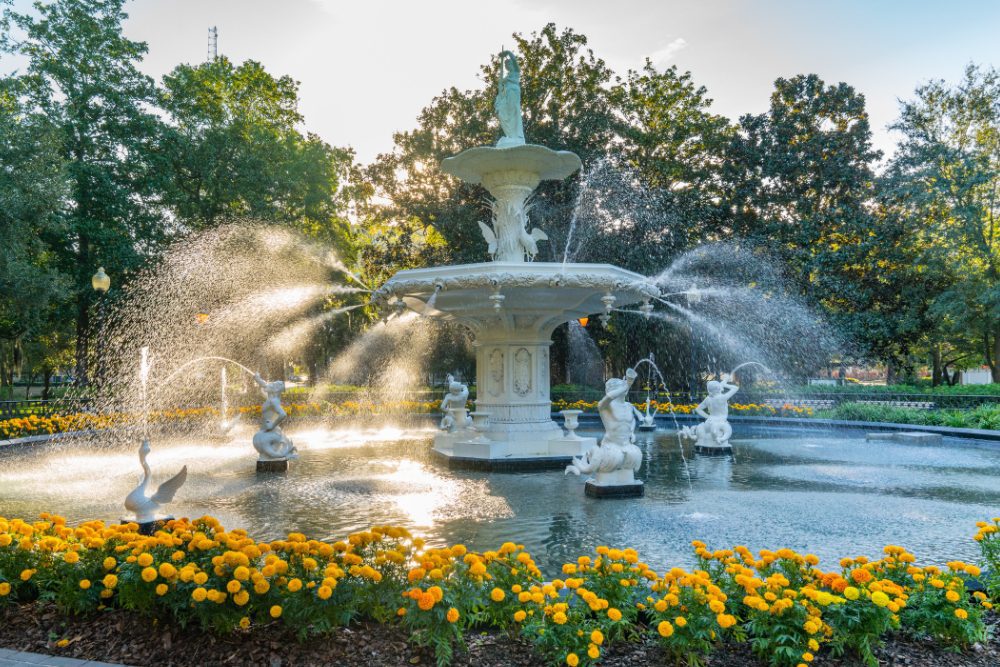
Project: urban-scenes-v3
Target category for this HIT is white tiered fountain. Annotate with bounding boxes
[377,51,659,470]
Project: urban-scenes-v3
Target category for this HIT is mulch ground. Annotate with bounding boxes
[0,603,996,666]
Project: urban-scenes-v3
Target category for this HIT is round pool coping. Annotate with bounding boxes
[2,413,998,451]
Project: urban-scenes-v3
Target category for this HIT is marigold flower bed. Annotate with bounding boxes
[0,400,442,440]
[0,515,997,667]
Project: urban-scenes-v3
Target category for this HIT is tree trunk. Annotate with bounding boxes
[75,292,90,387]
[991,328,1000,383]
[74,233,90,387]
[931,345,943,386]
[42,369,52,401]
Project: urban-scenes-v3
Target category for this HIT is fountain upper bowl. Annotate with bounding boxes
[441,144,582,185]
[377,262,658,334]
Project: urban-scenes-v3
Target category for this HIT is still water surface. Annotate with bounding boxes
[1,425,997,573]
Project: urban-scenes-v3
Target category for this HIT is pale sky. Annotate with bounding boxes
[8,0,1000,164]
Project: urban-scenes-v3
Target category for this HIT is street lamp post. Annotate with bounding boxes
[91,267,111,386]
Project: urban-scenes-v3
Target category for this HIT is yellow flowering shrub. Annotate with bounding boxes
[550,399,814,419]
[0,513,994,667]
[974,517,1000,601]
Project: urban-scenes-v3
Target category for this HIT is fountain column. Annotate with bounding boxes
[465,331,561,456]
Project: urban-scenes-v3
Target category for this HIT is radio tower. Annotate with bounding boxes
[207,26,218,61]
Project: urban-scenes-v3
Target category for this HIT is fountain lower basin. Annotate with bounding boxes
[378,262,659,467]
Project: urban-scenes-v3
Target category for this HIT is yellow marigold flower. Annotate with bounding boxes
[137,553,154,567]
[287,578,303,592]
[191,587,208,602]
[565,653,579,667]
[20,569,33,581]
[102,574,117,589]
[590,629,604,645]
[843,586,859,600]
[446,607,460,623]
[141,567,158,583]
[78,579,91,590]
[64,551,80,564]
[954,608,968,620]
[871,591,890,607]
[270,604,283,618]
[802,652,814,662]
[658,620,674,637]
[318,585,332,600]
[553,611,568,625]
[514,610,526,622]
[194,572,209,585]
[234,565,250,581]
[226,579,242,594]
[155,584,168,596]
[490,587,505,602]
[608,608,622,622]
[397,607,406,617]
[675,616,687,627]
[945,590,960,603]
[158,562,176,579]
[103,557,117,570]
[239,617,250,630]
[717,614,736,629]
[0,582,10,596]
[233,590,249,606]
[588,644,600,659]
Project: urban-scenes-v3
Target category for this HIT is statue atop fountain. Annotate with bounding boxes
[681,378,738,454]
[124,439,187,532]
[439,374,471,432]
[565,368,644,497]
[495,50,525,148]
[252,372,298,470]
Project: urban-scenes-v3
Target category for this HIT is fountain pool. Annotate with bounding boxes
[2,424,996,572]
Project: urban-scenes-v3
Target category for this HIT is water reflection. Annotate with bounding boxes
[1,425,997,572]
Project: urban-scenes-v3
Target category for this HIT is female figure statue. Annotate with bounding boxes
[495,50,525,147]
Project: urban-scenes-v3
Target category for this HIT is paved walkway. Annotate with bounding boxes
[0,648,122,667]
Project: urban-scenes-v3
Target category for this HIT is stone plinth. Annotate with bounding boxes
[256,459,289,472]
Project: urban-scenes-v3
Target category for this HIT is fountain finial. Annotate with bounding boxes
[495,51,525,148]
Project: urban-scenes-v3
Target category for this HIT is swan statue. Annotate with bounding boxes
[124,439,188,523]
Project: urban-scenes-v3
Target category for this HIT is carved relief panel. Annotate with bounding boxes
[488,349,504,396]
[513,347,532,396]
